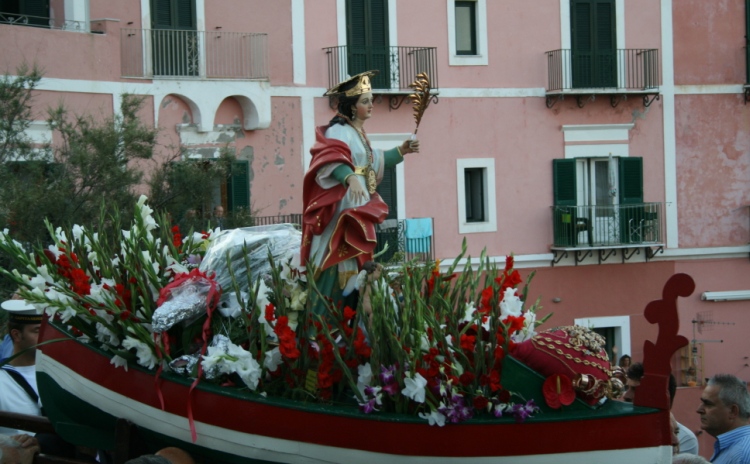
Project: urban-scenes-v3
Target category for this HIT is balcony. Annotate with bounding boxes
[121,29,268,80]
[0,11,87,31]
[550,203,664,265]
[545,49,660,109]
[252,215,435,264]
[323,45,439,109]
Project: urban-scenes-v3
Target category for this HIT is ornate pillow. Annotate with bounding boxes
[510,325,624,405]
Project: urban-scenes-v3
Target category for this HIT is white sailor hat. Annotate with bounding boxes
[1,299,42,324]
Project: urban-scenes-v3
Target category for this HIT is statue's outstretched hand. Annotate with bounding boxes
[347,175,367,203]
[400,138,419,155]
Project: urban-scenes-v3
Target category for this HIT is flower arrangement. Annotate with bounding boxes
[0,197,549,426]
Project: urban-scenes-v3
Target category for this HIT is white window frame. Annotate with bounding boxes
[447,0,488,66]
[457,158,496,234]
[370,133,408,220]
[574,316,631,363]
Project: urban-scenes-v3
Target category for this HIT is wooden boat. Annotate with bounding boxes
[34,273,693,464]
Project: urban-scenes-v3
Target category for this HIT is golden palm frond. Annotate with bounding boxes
[409,73,432,135]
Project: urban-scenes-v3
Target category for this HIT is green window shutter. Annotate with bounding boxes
[552,159,578,247]
[376,166,397,220]
[346,0,389,88]
[227,161,250,211]
[571,0,615,88]
[618,156,643,244]
[175,0,195,29]
[553,158,577,206]
[152,0,173,28]
[618,157,643,205]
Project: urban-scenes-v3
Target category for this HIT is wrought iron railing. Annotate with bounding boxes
[251,214,303,227]
[121,29,268,79]
[323,45,438,92]
[551,203,663,248]
[251,215,434,263]
[0,11,87,30]
[375,218,434,263]
[545,49,660,91]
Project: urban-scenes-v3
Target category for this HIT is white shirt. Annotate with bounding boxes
[0,365,42,435]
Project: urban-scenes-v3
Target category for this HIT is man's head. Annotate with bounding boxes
[1,298,41,360]
[697,374,750,438]
[621,362,677,407]
[622,362,644,403]
[213,205,224,218]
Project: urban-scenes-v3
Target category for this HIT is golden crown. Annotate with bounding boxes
[324,70,379,98]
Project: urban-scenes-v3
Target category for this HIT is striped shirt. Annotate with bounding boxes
[711,425,750,464]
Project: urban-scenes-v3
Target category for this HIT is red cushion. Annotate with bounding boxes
[511,326,616,405]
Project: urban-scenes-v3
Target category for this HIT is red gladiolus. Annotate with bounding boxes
[264,303,276,323]
[171,226,182,248]
[274,316,300,360]
[459,371,475,386]
[69,268,91,296]
[353,329,371,358]
[488,370,502,392]
[473,395,489,411]
[460,334,476,352]
[498,389,511,403]
[343,306,356,322]
[503,314,526,333]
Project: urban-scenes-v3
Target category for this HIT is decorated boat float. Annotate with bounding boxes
[0,198,691,463]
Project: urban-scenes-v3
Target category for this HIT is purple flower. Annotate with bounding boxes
[379,364,397,384]
[510,399,539,423]
[382,382,399,395]
[437,393,474,424]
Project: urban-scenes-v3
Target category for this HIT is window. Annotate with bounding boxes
[447,0,487,66]
[457,158,496,233]
[464,168,484,222]
[553,156,644,246]
[574,316,631,365]
[455,1,477,55]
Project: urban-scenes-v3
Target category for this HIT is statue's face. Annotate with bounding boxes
[352,92,374,122]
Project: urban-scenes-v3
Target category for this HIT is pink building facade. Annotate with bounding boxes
[1,0,749,456]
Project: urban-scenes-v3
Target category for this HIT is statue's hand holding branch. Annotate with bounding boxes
[400,138,419,155]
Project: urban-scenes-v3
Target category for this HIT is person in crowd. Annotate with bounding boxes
[212,205,225,229]
[300,70,419,315]
[671,412,682,454]
[697,374,750,463]
[0,299,42,436]
[124,447,195,464]
[618,354,632,369]
[624,362,699,455]
[673,453,711,464]
[0,299,80,459]
[0,434,40,464]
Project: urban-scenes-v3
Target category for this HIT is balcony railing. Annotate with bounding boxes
[551,203,663,248]
[546,48,660,91]
[545,49,660,108]
[252,215,434,263]
[323,45,439,94]
[121,29,268,80]
[0,11,87,30]
[251,214,303,227]
[375,218,434,263]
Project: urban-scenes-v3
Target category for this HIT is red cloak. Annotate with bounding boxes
[300,125,388,271]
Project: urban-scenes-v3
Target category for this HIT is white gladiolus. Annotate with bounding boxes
[500,287,523,318]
